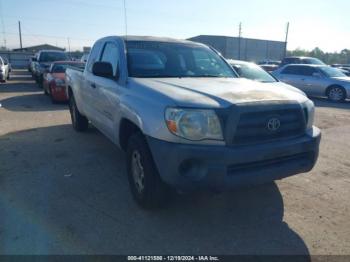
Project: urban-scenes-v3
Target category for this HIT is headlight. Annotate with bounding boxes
[55,79,65,86]
[303,100,315,129]
[165,108,223,141]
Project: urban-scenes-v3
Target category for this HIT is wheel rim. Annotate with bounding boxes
[131,150,145,194]
[329,87,344,101]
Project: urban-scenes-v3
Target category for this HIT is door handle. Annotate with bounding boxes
[90,83,96,89]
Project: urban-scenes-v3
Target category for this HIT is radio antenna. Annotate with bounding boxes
[123,0,128,39]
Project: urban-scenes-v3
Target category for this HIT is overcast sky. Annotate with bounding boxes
[0,0,349,52]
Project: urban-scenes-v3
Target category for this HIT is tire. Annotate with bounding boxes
[38,76,43,88]
[6,73,10,80]
[327,86,346,102]
[126,133,170,209]
[44,84,49,95]
[69,94,89,132]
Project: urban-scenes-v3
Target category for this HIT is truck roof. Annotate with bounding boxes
[99,35,204,46]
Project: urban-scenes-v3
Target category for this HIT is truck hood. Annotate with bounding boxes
[131,77,308,108]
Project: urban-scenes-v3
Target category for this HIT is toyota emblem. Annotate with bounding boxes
[267,118,281,132]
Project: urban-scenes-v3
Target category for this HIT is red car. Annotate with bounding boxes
[43,61,85,103]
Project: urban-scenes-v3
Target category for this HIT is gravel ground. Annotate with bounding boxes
[0,70,349,256]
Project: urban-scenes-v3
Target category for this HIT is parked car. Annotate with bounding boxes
[32,50,70,87]
[339,68,350,76]
[331,64,350,76]
[66,36,320,209]
[80,53,89,63]
[257,60,280,72]
[228,60,307,95]
[280,57,325,67]
[229,60,278,82]
[43,61,85,103]
[0,56,11,82]
[272,64,350,102]
[28,56,35,72]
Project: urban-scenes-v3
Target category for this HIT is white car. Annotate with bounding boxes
[0,56,10,82]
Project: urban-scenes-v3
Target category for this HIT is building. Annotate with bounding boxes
[188,35,286,62]
[13,44,65,53]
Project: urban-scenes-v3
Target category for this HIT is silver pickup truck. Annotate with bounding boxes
[66,36,321,208]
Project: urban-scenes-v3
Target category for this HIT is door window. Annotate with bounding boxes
[281,66,300,75]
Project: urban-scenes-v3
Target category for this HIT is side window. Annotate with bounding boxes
[87,41,103,73]
[100,42,119,76]
[299,66,317,76]
[281,66,300,75]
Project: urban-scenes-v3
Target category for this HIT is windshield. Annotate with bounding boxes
[320,66,347,77]
[39,52,69,62]
[231,63,277,83]
[126,41,236,78]
[52,63,85,73]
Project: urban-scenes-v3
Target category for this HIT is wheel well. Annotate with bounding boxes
[326,85,346,96]
[119,119,142,151]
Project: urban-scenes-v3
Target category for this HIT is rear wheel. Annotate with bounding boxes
[69,94,89,132]
[126,133,170,209]
[327,86,346,102]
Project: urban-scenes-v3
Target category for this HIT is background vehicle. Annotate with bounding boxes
[66,36,320,209]
[273,64,350,102]
[32,50,70,87]
[257,60,280,72]
[280,56,325,67]
[228,60,307,95]
[229,60,278,83]
[331,64,350,76]
[0,56,10,82]
[43,61,85,103]
[80,53,89,63]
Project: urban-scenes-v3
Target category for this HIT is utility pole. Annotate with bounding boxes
[238,22,242,60]
[18,21,23,50]
[284,22,290,58]
[67,37,71,54]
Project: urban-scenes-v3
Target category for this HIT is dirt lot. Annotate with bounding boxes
[0,70,350,256]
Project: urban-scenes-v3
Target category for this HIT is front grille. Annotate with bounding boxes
[232,108,306,145]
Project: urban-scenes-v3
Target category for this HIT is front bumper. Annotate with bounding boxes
[147,127,321,191]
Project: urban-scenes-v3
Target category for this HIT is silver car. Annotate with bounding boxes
[273,64,350,102]
[228,60,307,96]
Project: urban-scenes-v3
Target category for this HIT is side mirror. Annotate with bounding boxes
[312,72,322,78]
[32,57,37,62]
[92,62,114,78]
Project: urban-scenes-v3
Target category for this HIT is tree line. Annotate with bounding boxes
[287,47,350,65]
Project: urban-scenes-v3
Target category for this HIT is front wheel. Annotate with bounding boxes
[327,86,346,102]
[126,133,170,209]
[69,94,89,132]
